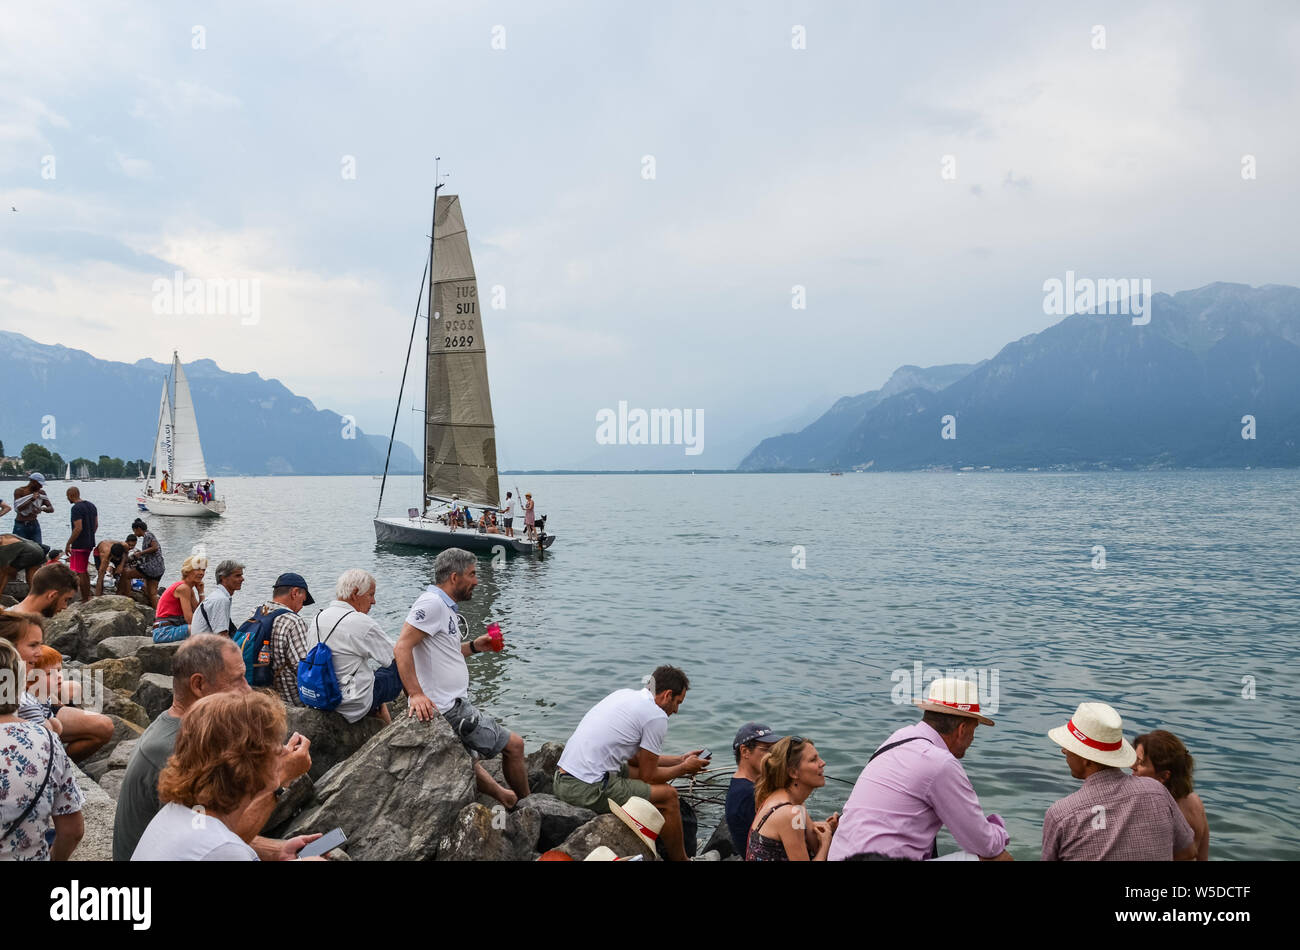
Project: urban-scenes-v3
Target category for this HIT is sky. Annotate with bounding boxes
[2,1,1299,469]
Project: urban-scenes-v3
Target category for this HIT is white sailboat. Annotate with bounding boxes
[137,352,226,517]
[64,462,71,481]
[374,185,553,554]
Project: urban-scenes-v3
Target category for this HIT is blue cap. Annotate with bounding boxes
[273,572,315,605]
[733,722,783,750]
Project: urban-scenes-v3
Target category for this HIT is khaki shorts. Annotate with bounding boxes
[553,763,650,814]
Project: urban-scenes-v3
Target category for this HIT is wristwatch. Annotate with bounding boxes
[469,639,480,654]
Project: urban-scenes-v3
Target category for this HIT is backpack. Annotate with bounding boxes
[233,605,291,687]
[297,610,350,710]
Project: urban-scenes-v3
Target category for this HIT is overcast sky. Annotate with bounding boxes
[3,1,1298,468]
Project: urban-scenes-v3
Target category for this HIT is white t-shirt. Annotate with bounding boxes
[191,584,232,635]
[312,600,396,723]
[502,497,515,518]
[131,802,258,861]
[557,688,669,784]
[404,586,469,710]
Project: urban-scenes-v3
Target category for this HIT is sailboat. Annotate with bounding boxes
[136,352,226,517]
[64,462,71,481]
[374,188,553,554]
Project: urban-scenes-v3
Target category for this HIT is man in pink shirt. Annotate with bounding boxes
[828,677,1012,861]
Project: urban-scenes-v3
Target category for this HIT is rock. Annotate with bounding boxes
[83,757,114,782]
[43,596,150,662]
[107,738,139,770]
[98,770,125,801]
[87,656,144,692]
[44,611,88,658]
[482,740,565,796]
[701,817,734,860]
[263,773,315,836]
[68,761,116,862]
[93,635,153,661]
[516,793,597,852]
[284,706,387,781]
[287,714,475,861]
[84,608,147,648]
[131,673,173,721]
[100,688,150,729]
[558,813,657,861]
[436,802,542,861]
[3,578,27,600]
[134,640,181,675]
[77,715,145,778]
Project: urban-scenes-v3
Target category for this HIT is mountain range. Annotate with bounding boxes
[740,282,1300,471]
[0,332,419,476]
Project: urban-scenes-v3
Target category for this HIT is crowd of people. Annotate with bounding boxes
[155,470,216,503]
[438,490,537,540]
[2,484,1213,862]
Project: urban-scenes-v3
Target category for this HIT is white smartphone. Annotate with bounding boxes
[298,827,347,859]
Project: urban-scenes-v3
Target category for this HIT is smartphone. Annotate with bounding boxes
[298,827,347,859]
[698,748,712,761]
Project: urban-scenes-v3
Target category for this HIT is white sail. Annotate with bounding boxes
[147,378,174,488]
[65,462,71,480]
[170,353,209,481]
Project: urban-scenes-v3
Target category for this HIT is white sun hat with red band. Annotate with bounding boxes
[915,677,995,726]
[1048,701,1136,768]
[608,796,663,855]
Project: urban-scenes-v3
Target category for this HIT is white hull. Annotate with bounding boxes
[137,493,226,518]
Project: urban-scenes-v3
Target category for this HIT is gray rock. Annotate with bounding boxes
[516,793,597,852]
[83,757,114,782]
[134,640,180,675]
[98,770,125,801]
[436,802,542,861]
[107,738,139,770]
[44,611,88,658]
[284,705,386,781]
[131,672,173,721]
[77,715,145,777]
[558,813,657,861]
[100,688,150,728]
[702,816,734,860]
[84,608,146,648]
[482,740,565,796]
[263,773,315,836]
[287,714,475,861]
[3,578,26,600]
[68,762,116,862]
[86,655,144,692]
[93,635,153,661]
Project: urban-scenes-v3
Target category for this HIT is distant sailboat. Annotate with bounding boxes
[137,352,225,517]
[374,186,553,554]
[64,462,71,481]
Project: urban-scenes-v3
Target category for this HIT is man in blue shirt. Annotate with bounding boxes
[725,722,783,856]
[64,486,98,602]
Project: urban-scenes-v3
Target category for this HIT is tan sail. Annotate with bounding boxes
[425,195,500,509]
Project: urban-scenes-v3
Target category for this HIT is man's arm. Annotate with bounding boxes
[50,812,85,861]
[66,517,82,553]
[395,622,435,720]
[630,747,704,784]
[928,758,1011,858]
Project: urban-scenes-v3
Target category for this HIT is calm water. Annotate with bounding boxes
[9,471,1298,860]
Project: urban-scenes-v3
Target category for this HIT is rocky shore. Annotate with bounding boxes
[3,584,733,861]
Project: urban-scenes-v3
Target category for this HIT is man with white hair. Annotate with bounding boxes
[191,559,245,635]
[310,569,403,723]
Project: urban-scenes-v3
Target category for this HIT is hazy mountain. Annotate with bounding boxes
[0,332,419,475]
[739,283,1300,471]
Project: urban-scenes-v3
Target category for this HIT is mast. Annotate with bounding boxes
[422,157,441,518]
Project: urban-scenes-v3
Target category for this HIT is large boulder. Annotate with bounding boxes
[93,635,153,661]
[86,655,144,693]
[131,673,173,721]
[284,706,387,781]
[557,814,657,861]
[436,802,542,861]
[106,738,139,770]
[44,611,89,658]
[45,596,150,661]
[286,715,475,861]
[77,715,145,779]
[482,740,565,796]
[84,609,147,649]
[100,688,150,729]
[263,773,316,836]
[701,817,734,860]
[516,793,597,852]
[134,640,180,675]
[68,762,116,862]
[98,770,126,801]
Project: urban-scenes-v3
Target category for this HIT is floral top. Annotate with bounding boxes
[135,531,165,579]
[1,721,84,861]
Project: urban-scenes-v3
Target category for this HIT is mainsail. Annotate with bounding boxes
[170,353,209,481]
[147,379,174,485]
[424,195,499,510]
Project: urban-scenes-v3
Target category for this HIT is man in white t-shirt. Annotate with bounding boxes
[191,559,244,635]
[394,548,529,807]
[500,492,515,538]
[554,665,707,861]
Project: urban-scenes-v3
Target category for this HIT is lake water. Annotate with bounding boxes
[8,470,1297,860]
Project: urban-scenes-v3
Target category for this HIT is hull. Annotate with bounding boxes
[374,517,554,554]
[137,493,226,518]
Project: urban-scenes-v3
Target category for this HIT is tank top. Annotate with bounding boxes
[746,801,794,862]
[155,581,187,620]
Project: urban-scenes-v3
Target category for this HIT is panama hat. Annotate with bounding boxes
[915,677,995,726]
[608,795,663,855]
[583,846,619,861]
[1048,701,1136,768]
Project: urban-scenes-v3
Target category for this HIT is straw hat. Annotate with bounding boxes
[915,677,995,726]
[1048,701,1136,768]
[583,846,619,861]
[608,796,662,854]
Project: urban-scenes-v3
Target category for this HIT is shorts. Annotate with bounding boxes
[0,538,44,570]
[69,548,91,574]
[503,518,513,528]
[442,696,510,759]
[12,520,41,544]
[152,622,190,643]
[552,763,651,814]
[368,662,404,713]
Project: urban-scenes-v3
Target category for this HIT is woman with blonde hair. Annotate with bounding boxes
[1134,729,1209,860]
[747,736,839,861]
[151,554,207,643]
[131,690,321,860]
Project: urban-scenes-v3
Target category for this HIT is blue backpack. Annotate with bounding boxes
[233,605,290,687]
[297,610,349,710]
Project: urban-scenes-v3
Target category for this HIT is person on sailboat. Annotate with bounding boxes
[12,473,54,545]
[500,492,515,538]
[160,471,169,494]
[523,493,536,541]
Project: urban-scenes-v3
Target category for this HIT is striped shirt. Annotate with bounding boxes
[1042,768,1194,861]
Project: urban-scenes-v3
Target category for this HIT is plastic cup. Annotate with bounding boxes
[486,622,503,652]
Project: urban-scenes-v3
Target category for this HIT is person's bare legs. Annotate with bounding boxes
[145,577,159,607]
[474,761,518,809]
[76,567,91,602]
[0,565,14,593]
[500,732,530,801]
[649,782,687,861]
[57,707,114,762]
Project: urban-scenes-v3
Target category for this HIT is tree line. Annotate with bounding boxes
[0,440,149,479]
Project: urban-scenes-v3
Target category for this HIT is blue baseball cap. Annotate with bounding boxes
[733,722,784,750]
[274,572,315,605]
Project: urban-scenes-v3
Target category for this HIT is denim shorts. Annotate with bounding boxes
[442,696,510,758]
[152,622,190,643]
